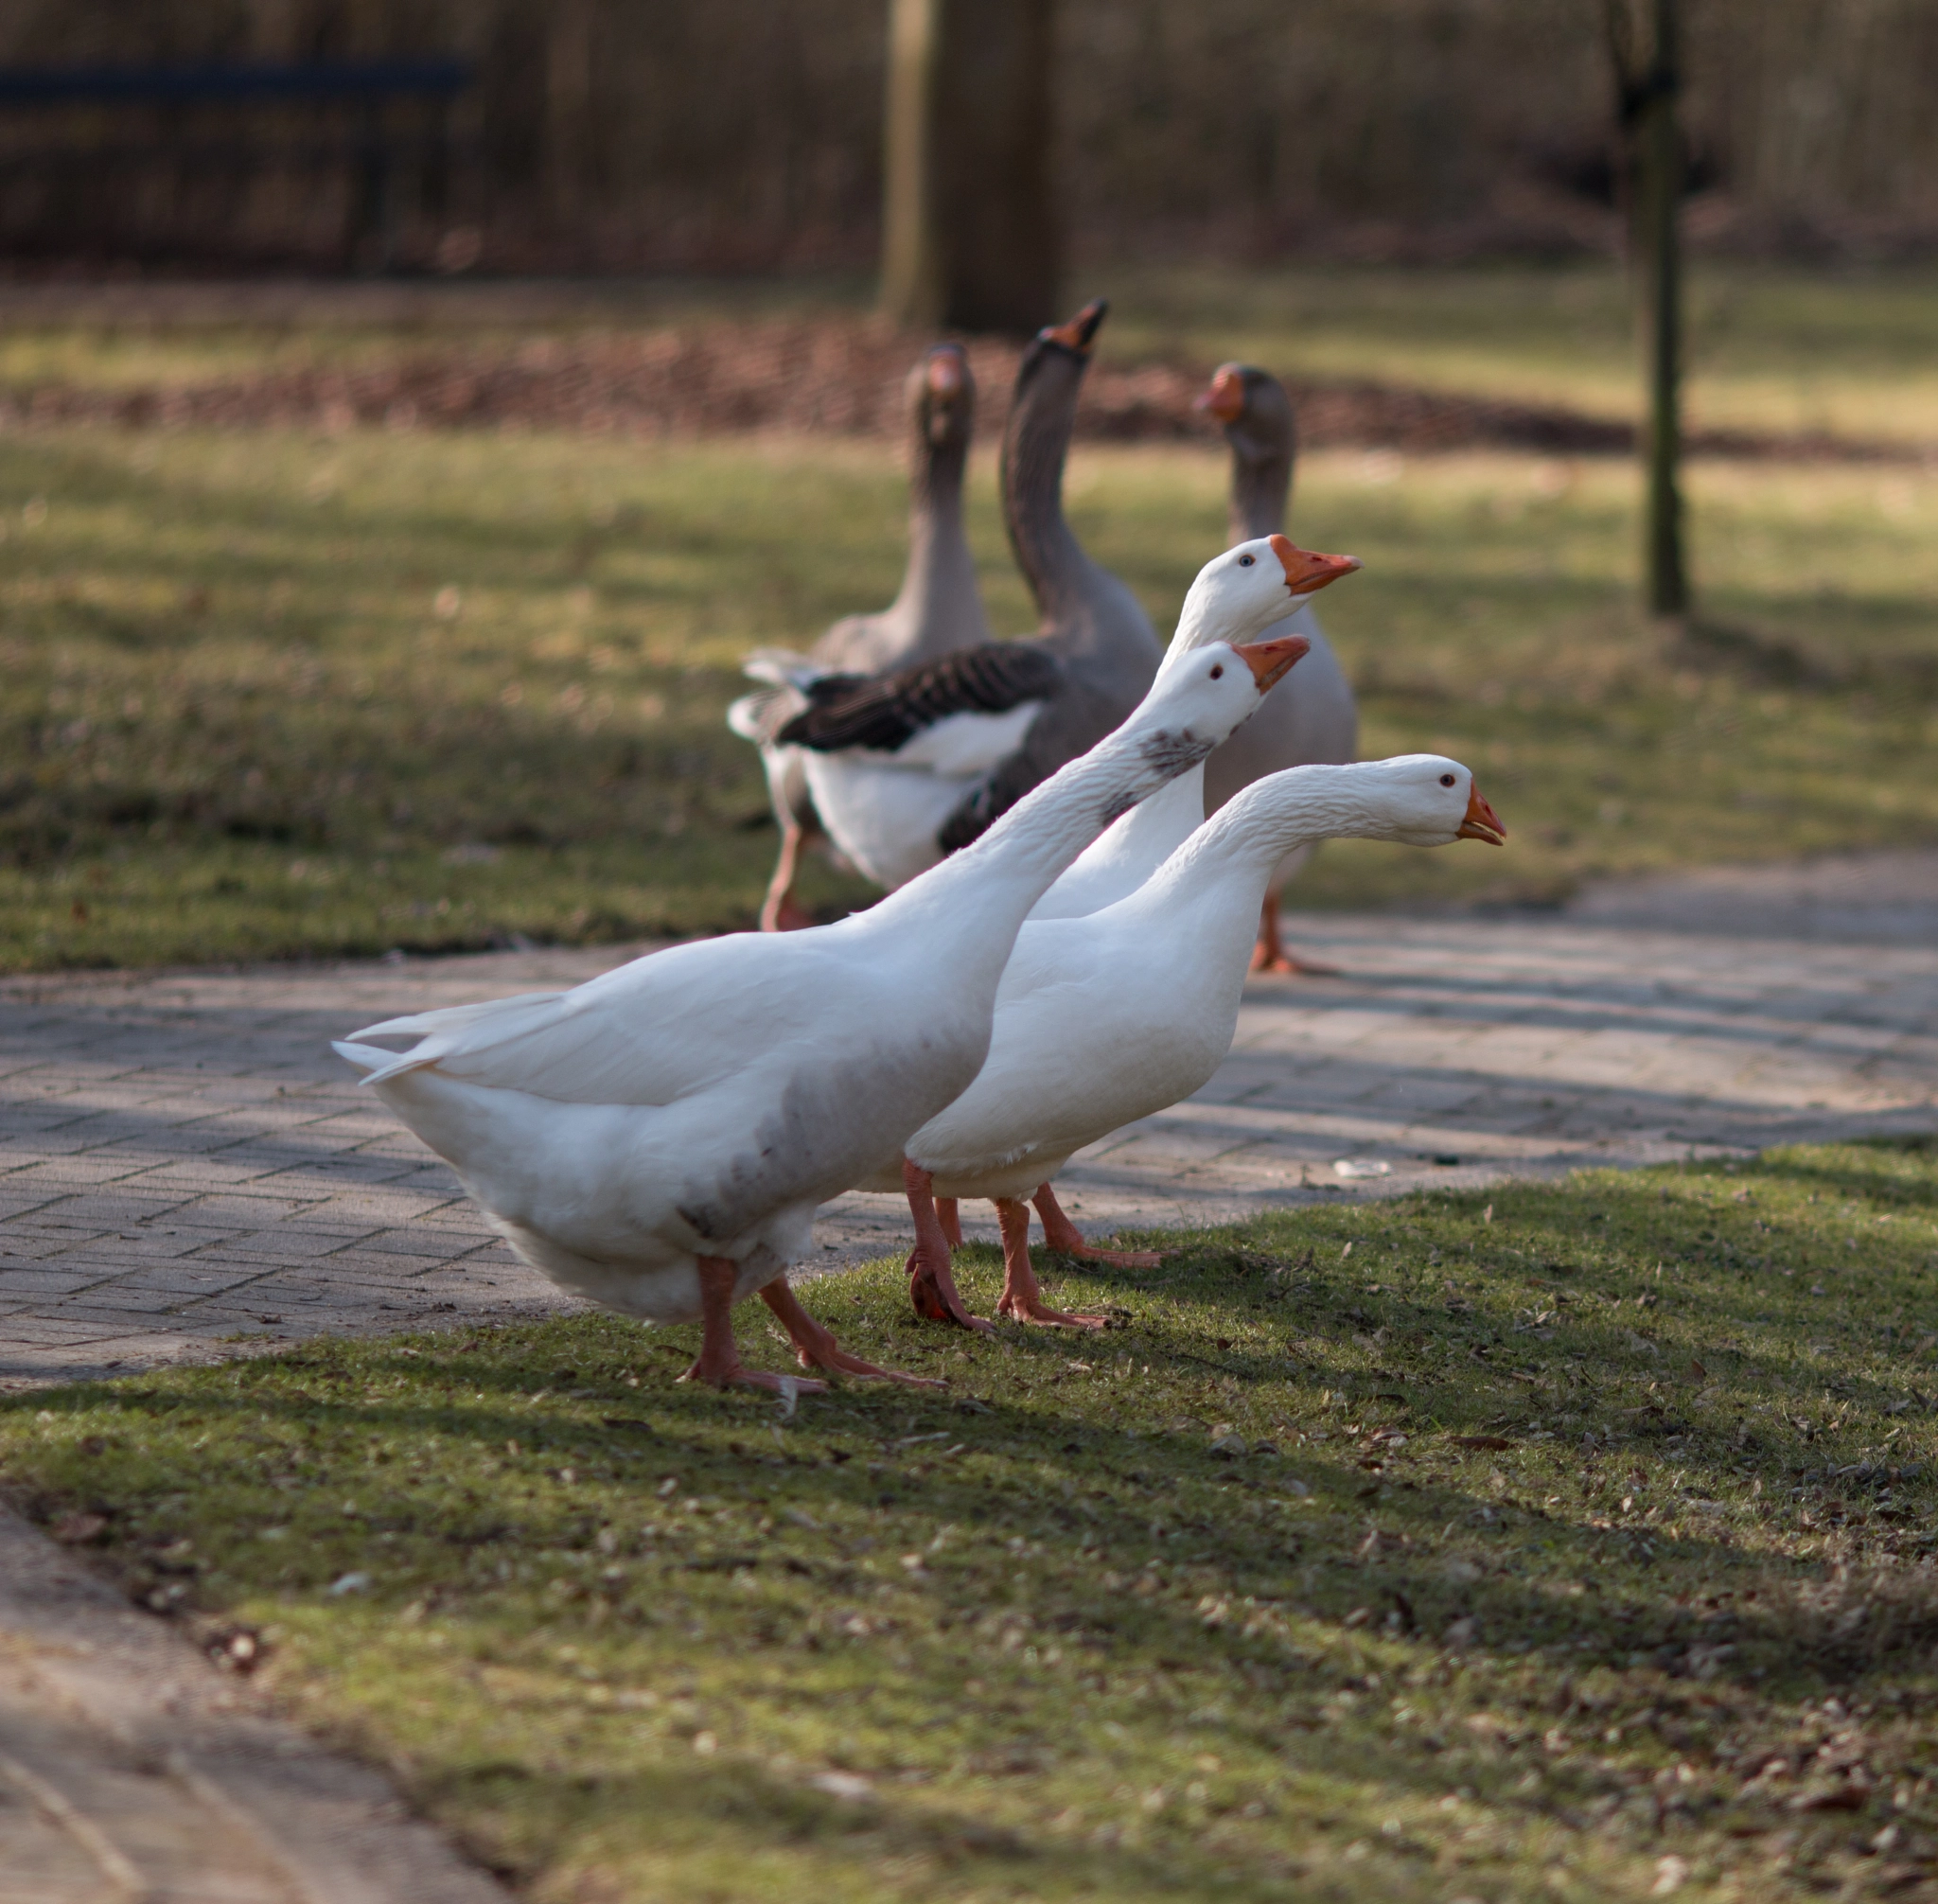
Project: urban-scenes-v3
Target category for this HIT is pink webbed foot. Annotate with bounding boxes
[678,1256,831,1392]
[994,1197,1110,1329]
[759,1278,943,1386]
[904,1161,993,1332]
[1031,1182,1163,1270]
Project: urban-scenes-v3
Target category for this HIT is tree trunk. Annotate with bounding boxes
[1636,0,1686,616]
[1608,0,1689,618]
[881,0,1058,335]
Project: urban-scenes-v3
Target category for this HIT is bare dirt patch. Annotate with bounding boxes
[0,312,1924,462]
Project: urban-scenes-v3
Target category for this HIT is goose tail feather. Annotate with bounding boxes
[336,992,573,1087]
[332,1038,420,1084]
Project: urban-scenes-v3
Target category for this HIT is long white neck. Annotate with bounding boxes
[1030,577,1318,922]
[854,714,1221,992]
[1134,765,1402,919]
[1155,577,1313,683]
[1028,765,1205,921]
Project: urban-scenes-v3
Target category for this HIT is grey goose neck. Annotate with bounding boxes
[1226,375,1295,545]
[1001,332,1109,633]
[894,363,992,661]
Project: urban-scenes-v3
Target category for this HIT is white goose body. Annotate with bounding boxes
[881,757,1505,1206]
[332,636,1303,1345]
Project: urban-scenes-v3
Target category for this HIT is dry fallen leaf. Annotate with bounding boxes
[51,1511,107,1544]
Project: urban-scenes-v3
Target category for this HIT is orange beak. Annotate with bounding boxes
[1270,533,1363,596]
[1040,298,1108,353]
[1457,783,1506,845]
[1234,633,1310,692]
[1196,364,1245,423]
[925,346,965,397]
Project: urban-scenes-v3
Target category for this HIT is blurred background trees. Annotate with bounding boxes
[0,0,1929,276]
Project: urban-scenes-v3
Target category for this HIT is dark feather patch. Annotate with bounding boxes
[776,643,1061,754]
[1137,727,1215,776]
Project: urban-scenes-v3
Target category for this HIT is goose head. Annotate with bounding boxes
[1197,361,1294,467]
[1128,634,1310,762]
[1010,297,1107,404]
[1351,754,1507,848]
[1161,534,1358,676]
[913,343,975,450]
[1037,297,1107,358]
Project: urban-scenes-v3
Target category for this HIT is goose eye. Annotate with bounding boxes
[1208,663,1224,679]
[1238,554,1256,567]
[1440,773,1456,786]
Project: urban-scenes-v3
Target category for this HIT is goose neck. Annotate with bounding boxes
[1151,765,1369,897]
[1228,446,1291,545]
[1001,358,1094,619]
[868,713,1218,959]
[892,432,987,648]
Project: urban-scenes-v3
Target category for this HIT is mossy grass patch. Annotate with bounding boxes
[8,1140,1938,1899]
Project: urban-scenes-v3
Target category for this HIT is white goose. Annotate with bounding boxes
[332,630,1308,1393]
[886,756,1507,1328]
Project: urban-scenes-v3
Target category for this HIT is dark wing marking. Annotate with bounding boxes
[775,643,1062,754]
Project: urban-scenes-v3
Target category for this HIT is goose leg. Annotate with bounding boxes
[759,819,816,933]
[1031,1182,1163,1270]
[995,1197,1109,1329]
[936,1196,963,1247]
[760,1278,945,1386]
[680,1255,829,1393]
[1250,891,1339,977]
[904,1159,993,1332]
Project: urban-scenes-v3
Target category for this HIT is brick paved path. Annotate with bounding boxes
[2,854,1933,1390]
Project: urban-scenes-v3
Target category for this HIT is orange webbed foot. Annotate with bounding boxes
[1028,1183,1165,1271]
[761,1279,945,1386]
[995,1289,1111,1330]
[993,1196,1113,1330]
[1250,943,1341,977]
[1252,897,1339,977]
[1056,1244,1162,1270]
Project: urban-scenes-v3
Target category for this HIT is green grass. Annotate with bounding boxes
[9,1141,1938,1900]
[1,418,1932,967]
